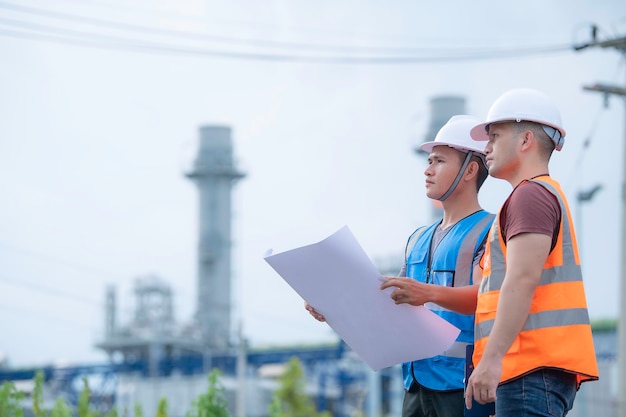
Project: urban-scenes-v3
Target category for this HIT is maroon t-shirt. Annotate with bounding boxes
[500,180,561,251]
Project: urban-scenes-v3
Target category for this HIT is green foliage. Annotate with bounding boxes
[186,369,230,417]
[0,381,25,417]
[4,357,337,417]
[104,407,118,417]
[133,403,143,417]
[156,398,168,417]
[274,357,314,417]
[267,398,286,417]
[272,357,331,417]
[50,398,73,417]
[32,371,45,417]
[77,377,100,417]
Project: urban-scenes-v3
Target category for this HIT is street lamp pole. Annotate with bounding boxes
[575,31,626,417]
[581,83,626,417]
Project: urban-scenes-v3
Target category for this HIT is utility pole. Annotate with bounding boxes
[575,31,626,417]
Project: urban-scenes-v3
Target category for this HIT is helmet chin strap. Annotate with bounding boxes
[436,151,473,202]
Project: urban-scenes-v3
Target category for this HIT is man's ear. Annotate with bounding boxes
[521,130,533,148]
[465,160,479,179]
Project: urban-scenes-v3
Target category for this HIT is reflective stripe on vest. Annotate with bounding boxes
[474,177,599,386]
[441,341,471,359]
[476,307,592,339]
[454,213,494,287]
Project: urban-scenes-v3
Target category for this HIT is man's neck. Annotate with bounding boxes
[506,161,550,187]
[440,196,482,229]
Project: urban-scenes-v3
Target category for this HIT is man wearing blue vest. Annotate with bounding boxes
[308,115,494,417]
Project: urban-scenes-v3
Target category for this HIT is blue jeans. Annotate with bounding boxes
[496,368,577,417]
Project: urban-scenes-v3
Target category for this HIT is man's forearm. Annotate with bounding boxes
[431,284,479,315]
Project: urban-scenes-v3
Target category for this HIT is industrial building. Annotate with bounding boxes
[0,98,619,417]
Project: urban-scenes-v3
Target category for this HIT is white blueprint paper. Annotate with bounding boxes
[263,225,460,371]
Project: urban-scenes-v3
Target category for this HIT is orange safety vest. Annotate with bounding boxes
[473,176,598,386]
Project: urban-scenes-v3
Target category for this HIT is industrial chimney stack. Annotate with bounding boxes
[186,125,245,351]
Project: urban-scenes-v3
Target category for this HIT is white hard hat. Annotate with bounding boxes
[420,115,487,155]
[470,88,566,151]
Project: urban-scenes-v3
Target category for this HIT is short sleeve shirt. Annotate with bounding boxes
[500,180,561,250]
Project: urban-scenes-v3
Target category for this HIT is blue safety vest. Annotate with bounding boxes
[402,210,494,391]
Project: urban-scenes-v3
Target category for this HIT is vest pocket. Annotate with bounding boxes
[407,246,428,280]
[431,270,455,287]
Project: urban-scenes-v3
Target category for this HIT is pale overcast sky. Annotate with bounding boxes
[0,0,624,367]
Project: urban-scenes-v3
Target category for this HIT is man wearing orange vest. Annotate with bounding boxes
[464,88,599,417]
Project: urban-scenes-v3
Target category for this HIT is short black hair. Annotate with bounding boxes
[511,121,555,159]
[473,155,489,191]
[452,149,488,192]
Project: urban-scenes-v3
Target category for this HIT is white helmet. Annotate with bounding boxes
[470,88,566,151]
[420,115,487,155]
[420,115,488,201]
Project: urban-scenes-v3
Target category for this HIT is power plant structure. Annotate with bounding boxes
[186,125,246,353]
[89,125,385,417]
[0,124,399,417]
[0,110,619,416]
[95,125,248,376]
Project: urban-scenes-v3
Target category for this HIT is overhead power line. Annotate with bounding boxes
[0,20,574,64]
[0,2,576,64]
[0,1,505,54]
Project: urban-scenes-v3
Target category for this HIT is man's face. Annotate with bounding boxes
[424,145,464,200]
[485,122,522,180]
